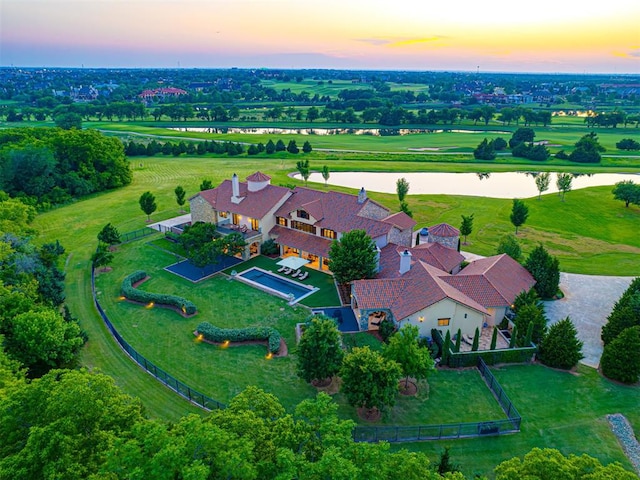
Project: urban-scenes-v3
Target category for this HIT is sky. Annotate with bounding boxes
[1,0,639,73]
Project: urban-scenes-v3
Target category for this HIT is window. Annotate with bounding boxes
[321,228,336,239]
[250,217,259,231]
[437,318,451,326]
[219,211,228,218]
[232,213,240,225]
[277,216,287,227]
[297,209,310,220]
[291,220,316,234]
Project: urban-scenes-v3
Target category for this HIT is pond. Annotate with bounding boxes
[169,127,510,136]
[296,171,640,199]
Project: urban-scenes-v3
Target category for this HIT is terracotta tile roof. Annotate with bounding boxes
[353,261,488,320]
[441,254,536,307]
[427,223,460,237]
[377,243,464,278]
[273,187,396,238]
[246,171,271,182]
[269,225,332,257]
[382,212,417,230]
[194,179,290,219]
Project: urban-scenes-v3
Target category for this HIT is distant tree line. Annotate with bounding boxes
[123,138,312,157]
[0,127,132,207]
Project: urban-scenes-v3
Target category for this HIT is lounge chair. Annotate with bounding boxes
[290,269,301,277]
[277,265,287,273]
[298,271,309,281]
[282,267,292,275]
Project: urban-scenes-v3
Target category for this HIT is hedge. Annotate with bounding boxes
[121,270,197,315]
[196,321,281,354]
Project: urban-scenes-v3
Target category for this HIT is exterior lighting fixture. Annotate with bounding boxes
[418,316,425,322]
[266,352,273,360]
[146,302,154,309]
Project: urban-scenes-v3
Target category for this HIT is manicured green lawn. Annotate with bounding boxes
[401,364,640,478]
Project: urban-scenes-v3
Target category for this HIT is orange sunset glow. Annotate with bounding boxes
[1,0,639,72]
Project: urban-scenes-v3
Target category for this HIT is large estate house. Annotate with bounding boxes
[190,172,535,339]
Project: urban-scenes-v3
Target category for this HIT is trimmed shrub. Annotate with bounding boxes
[600,326,640,384]
[538,317,583,369]
[121,270,197,315]
[196,321,281,354]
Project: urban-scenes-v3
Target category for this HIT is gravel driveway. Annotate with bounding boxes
[543,273,634,368]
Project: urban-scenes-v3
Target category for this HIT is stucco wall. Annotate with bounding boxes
[400,299,484,339]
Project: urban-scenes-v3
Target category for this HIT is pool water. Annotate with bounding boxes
[236,267,317,303]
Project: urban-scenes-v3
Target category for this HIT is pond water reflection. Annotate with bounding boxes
[298,171,639,199]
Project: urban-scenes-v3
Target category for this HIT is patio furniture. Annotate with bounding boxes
[277,266,287,273]
[298,271,309,281]
[240,225,248,233]
[290,269,301,277]
[282,267,292,275]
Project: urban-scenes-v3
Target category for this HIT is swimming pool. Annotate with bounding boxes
[235,267,318,304]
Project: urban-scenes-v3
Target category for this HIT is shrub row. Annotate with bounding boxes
[121,270,197,315]
[196,321,281,354]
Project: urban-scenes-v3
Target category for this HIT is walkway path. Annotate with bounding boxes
[460,251,635,369]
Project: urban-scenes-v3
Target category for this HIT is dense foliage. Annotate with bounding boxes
[601,277,640,346]
[600,326,640,385]
[121,270,197,315]
[296,315,344,383]
[196,321,282,354]
[524,244,560,300]
[537,317,584,369]
[0,128,131,206]
[328,229,378,284]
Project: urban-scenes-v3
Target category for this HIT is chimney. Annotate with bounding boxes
[231,173,243,204]
[358,187,367,204]
[399,249,412,275]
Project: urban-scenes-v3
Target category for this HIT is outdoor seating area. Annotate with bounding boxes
[276,265,310,281]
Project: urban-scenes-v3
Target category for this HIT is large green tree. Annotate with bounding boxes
[459,213,474,245]
[496,234,522,262]
[97,222,121,246]
[340,346,402,414]
[138,191,157,221]
[612,180,640,208]
[601,277,640,346]
[382,325,434,390]
[510,198,529,235]
[513,303,547,346]
[538,317,584,369]
[525,244,560,300]
[296,316,344,384]
[328,229,378,284]
[600,326,640,384]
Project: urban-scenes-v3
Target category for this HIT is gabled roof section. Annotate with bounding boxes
[377,242,464,279]
[194,178,290,219]
[273,187,393,237]
[442,254,536,307]
[269,225,332,257]
[428,223,460,237]
[382,211,417,230]
[353,260,488,321]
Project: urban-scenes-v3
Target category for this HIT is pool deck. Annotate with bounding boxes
[235,267,319,305]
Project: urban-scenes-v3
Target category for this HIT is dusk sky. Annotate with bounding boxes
[2,0,639,73]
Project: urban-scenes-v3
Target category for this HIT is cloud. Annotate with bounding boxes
[357,36,447,48]
[612,47,640,58]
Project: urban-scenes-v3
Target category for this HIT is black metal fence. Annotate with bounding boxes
[91,266,225,411]
[119,227,157,244]
[353,357,521,443]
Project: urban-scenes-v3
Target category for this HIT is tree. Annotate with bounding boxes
[496,234,522,262]
[383,325,435,389]
[200,179,213,191]
[97,222,121,246]
[296,159,310,185]
[297,316,344,384]
[265,139,276,154]
[473,138,496,160]
[6,308,84,374]
[612,180,640,208]
[510,198,529,235]
[538,317,583,369]
[340,346,402,414]
[513,303,547,345]
[471,327,480,351]
[91,243,114,272]
[302,140,313,153]
[494,447,638,480]
[435,447,460,475]
[54,112,82,130]
[459,214,474,245]
[509,127,535,148]
[327,229,378,284]
[275,139,286,152]
[286,140,299,154]
[569,132,604,163]
[399,201,413,218]
[600,326,640,384]
[396,177,410,203]
[490,327,498,350]
[525,244,560,300]
[556,172,573,202]
[534,171,550,200]
[321,165,330,186]
[138,191,157,221]
[306,106,319,122]
[0,369,145,479]
[601,277,640,346]
[174,185,186,211]
[454,328,462,352]
[616,138,640,150]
